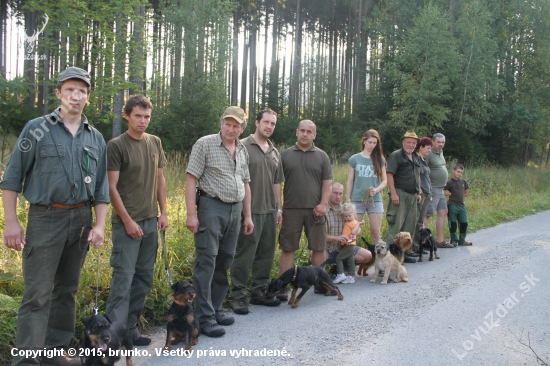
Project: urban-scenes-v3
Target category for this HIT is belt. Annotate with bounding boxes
[198,189,219,200]
[397,188,418,194]
[198,190,238,204]
[37,200,92,209]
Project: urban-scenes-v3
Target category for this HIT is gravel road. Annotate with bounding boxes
[134,210,550,366]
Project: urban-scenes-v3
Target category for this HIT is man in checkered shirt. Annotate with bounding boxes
[185,106,254,338]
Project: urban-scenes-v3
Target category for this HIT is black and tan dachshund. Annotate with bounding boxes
[267,266,343,308]
[81,313,133,366]
[418,228,440,262]
[164,281,199,351]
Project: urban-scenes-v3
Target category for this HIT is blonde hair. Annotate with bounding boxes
[341,203,357,220]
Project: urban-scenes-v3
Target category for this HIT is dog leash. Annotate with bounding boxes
[160,230,174,286]
[93,247,100,315]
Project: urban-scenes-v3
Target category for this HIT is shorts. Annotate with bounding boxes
[326,246,361,264]
[278,208,327,252]
[426,187,447,216]
[352,201,384,215]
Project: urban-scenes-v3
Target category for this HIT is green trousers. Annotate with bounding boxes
[336,245,356,275]
[230,212,277,300]
[12,204,92,366]
[105,217,158,335]
[448,204,468,245]
[386,188,418,244]
[193,196,242,328]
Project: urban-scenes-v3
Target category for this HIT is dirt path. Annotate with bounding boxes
[134,210,550,366]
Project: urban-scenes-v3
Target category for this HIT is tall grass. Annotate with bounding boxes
[1,154,550,365]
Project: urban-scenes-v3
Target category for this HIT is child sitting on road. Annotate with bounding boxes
[444,164,472,246]
[334,203,364,284]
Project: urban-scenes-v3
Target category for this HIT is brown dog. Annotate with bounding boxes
[389,232,413,264]
[370,241,409,285]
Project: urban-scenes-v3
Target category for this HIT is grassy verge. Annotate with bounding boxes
[1,156,550,365]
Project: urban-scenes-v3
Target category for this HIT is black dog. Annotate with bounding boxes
[418,228,440,262]
[357,238,376,276]
[267,266,343,308]
[164,281,199,351]
[81,314,133,366]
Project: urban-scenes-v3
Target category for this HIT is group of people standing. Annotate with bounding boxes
[1,66,471,366]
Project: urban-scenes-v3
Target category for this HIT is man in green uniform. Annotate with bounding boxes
[385,130,422,253]
[230,108,284,315]
[185,106,254,337]
[1,67,109,366]
[278,120,332,300]
[104,95,168,346]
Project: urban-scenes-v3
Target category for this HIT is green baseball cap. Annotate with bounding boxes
[57,67,91,86]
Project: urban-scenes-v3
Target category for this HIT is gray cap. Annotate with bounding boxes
[57,67,91,86]
[221,106,247,124]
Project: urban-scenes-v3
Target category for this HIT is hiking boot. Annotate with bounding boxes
[250,293,281,307]
[40,356,81,366]
[231,297,249,315]
[215,311,235,326]
[201,323,225,337]
[132,332,151,346]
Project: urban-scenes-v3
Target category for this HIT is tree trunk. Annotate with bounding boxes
[112,17,127,138]
[231,9,239,105]
[240,27,248,111]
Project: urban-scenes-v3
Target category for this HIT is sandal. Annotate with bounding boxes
[436,241,456,248]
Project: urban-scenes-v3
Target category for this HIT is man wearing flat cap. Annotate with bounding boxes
[185,106,254,338]
[385,130,422,256]
[1,67,109,366]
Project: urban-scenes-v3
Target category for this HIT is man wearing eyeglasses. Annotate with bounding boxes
[277,120,332,301]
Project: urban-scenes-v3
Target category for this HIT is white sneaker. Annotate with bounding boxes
[342,275,355,284]
[333,273,347,283]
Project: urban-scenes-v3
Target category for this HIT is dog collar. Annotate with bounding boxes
[173,299,187,306]
[292,265,298,281]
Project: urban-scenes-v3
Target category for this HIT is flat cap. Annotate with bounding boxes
[58,67,91,86]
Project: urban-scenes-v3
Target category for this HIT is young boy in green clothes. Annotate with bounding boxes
[444,164,472,246]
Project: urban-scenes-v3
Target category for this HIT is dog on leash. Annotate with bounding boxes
[357,238,376,276]
[164,281,200,351]
[418,228,440,262]
[370,241,409,285]
[267,266,343,308]
[389,232,413,264]
[81,313,133,366]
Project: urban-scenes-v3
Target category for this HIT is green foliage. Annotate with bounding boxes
[387,3,460,133]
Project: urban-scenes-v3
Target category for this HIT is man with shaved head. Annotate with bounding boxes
[277,120,332,301]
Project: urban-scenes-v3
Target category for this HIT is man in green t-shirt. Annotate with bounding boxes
[105,95,168,346]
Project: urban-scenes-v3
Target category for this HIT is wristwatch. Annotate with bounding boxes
[277,209,283,214]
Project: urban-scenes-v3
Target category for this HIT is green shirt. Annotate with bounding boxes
[108,132,167,223]
[281,143,332,209]
[0,107,109,206]
[444,178,469,206]
[348,153,386,202]
[186,132,250,203]
[386,148,421,193]
[425,149,448,188]
[241,135,284,215]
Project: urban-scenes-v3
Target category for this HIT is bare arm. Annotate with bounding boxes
[346,166,355,202]
[351,220,365,236]
[108,170,143,239]
[2,190,25,251]
[314,179,332,216]
[464,189,469,198]
[242,182,254,235]
[273,183,282,227]
[157,168,168,231]
[88,203,107,248]
[371,166,388,196]
[386,172,399,205]
[185,173,199,234]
